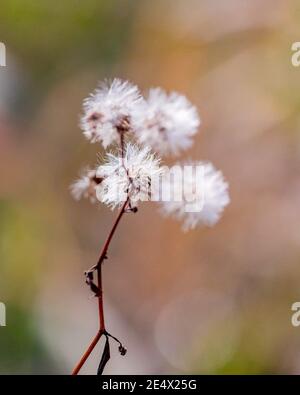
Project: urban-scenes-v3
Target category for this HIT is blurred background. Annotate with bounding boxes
[1,0,300,374]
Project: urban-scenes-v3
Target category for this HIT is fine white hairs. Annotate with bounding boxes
[71,78,230,231]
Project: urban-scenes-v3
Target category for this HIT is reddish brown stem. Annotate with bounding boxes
[71,330,103,375]
[72,198,129,375]
[96,198,129,329]
[120,131,125,159]
[97,265,105,331]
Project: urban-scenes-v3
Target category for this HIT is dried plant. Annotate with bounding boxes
[70,79,230,375]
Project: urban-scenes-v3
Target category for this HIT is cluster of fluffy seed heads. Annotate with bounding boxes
[70,168,102,204]
[71,78,230,230]
[81,79,143,148]
[161,162,230,231]
[96,144,162,210]
[132,88,200,156]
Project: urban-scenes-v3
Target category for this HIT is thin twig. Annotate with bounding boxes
[96,198,129,329]
[71,198,129,375]
[72,330,103,375]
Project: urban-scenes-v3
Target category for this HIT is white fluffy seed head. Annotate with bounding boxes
[161,162,230,231]
[80,78,143,148]
[70,168,102,203]
[74,79,229,232]
[132,88,200,156]
[96,143,162,209]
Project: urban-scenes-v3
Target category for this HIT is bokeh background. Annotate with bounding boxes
[1,0,300,374]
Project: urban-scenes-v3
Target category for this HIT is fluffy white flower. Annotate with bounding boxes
[96,143,162,209]
[132,88,200,156]
[161,162,229,231]
[81,79,143,148]
[70,168,102,203]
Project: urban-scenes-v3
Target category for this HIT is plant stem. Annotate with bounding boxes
[71,330,103,375]
[120,131,125,159]
[96,198,129,329]
[71,198,129,375]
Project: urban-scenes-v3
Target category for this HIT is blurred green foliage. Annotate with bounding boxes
[0,0,137,72]
[0,303,57,374]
